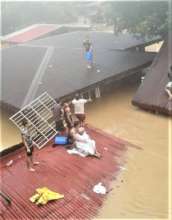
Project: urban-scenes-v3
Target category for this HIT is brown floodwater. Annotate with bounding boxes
[86,82,168,219]
[0,81,169,218]
[0,109,21,151]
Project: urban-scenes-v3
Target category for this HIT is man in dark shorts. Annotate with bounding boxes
[72,94,91,126]
[52,101,65,132]
[21,119,39,172]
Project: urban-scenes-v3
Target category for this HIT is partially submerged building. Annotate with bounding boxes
[1,31,157,153]
[132,36,172,116]
[1,44,155,114]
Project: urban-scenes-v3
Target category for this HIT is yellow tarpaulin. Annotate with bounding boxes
[30,187,64,205]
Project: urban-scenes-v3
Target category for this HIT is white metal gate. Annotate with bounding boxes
[10,92,58,149]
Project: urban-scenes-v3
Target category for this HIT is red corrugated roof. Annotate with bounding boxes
[0,126,138,219]
[6,25,58,43]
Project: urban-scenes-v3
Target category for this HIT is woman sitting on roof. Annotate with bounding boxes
[68,123,101,159]
[21,119,39,172]
[165,65,172,100]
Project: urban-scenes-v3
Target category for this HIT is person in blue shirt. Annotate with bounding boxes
[83,38,93,69]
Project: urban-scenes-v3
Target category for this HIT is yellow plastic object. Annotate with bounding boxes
[30,187,64,205]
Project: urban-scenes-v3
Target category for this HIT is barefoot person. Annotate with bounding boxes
[83,37,93,69]
[72,94,91,126]
[75,127,101,158]
[52,101,65,133]
[21,119,39,172]
[63,103,74,134]
[68,124,101,159]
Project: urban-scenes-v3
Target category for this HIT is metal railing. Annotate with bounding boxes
[10,92,57,149]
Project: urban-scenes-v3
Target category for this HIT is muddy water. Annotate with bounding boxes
[0,81,168,218]
[86,82,168,219]
[0,109,21,151]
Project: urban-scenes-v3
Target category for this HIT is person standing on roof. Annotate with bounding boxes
[165,65,172,100]
[52,100,65,133]
[72,94,91,126]
[21,119,39,172]
[83,37,93,69]
[63,103,74,132]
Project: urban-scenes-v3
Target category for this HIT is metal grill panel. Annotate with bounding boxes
[10,92,57,149]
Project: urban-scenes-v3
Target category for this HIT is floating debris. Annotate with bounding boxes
[6,160,13,167]
[119,166,127,171]
[80,193,90,201]
[93,182,107,195]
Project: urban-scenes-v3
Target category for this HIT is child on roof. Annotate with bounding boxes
[83,37,93,69]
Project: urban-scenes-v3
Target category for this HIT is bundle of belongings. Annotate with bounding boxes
[30,187,64,205]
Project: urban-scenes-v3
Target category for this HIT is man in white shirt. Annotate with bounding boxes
[72,94,91,126]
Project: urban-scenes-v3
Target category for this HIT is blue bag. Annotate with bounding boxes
[85,51,93,61]
[54,136,68,145]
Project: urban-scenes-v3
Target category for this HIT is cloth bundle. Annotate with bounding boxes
[30,187,64,205]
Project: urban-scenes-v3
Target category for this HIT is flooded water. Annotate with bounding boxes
[86,81,168,219]
[0,81,168,218]
[0,109,21,151]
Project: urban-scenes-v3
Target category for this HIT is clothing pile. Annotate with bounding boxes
[30,187,64,205]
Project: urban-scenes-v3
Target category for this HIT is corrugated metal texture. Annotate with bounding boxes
[132,37,172,116]
[0,126,131,220]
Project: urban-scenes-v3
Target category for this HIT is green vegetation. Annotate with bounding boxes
[101,1,169,37]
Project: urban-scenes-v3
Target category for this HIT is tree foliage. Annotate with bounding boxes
[102,1,169,37]
[1,1,169,38]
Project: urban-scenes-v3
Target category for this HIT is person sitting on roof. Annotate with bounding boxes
[165,65,172,100]
[74,127,101,158]
[83,38,93,69]
[68,124,101,159]
[21,119,39,172]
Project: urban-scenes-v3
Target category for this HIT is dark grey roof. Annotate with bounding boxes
[35,48,155,99]
[1,46,47,108]
[132,37,172,116]
[1,44,155,110]
[28,31,161,50]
